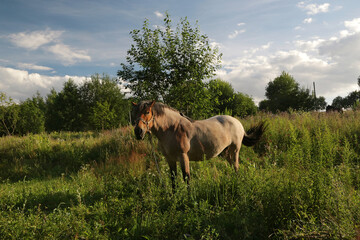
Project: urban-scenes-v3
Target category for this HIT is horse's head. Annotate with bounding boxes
[131,100,156,140]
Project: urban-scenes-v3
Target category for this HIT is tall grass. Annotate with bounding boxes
[0,111,360,239]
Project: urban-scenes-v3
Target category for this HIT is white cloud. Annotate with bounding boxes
[0,66,87,101]
[7,28,91,65]
[344,18,360,33]
[228,29,246,39]
[8,29,63,50]
[237,22,245,27]
[297,2,330,15]
[217,17,360,105]
[17,63,53,71]
[47,44,91,65]
[154,11,164,18]
[303,18,313,24]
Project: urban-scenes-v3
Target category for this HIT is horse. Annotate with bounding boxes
[131,100,266,188]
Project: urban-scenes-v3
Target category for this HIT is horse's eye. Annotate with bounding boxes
[145,111,150,115]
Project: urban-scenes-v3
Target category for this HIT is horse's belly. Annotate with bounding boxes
[188,136,229,161]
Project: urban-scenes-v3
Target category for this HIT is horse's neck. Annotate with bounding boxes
[152,108,181,138]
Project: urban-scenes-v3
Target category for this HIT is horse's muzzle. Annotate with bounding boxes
[134,126,146,140]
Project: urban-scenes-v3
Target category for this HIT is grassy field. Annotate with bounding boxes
[1,111,360,239]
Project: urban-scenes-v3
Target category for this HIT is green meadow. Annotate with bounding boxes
[1,111,360,239]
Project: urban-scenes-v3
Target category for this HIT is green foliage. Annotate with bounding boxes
[332,91,360,109]
[45,79,83,132]
[208,79,235,114]
[1,111,360,238]
[259,71,327,113]
[45,74,130,132]
[118,13,222,118]
[208,79,257,117]
[90,101,116,130]
[232,92,257,117]
[0,92,20,136]
[17,93,46,135]
[80,73,130,129]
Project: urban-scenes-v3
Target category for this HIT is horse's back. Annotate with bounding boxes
[189,115,245,160]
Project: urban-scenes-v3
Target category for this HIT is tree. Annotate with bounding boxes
[332,76,360,109]
[0,92,19,136]
[80,74,129,129]
[208,79,257,117]
[232,92,257,117]
[208,79,235,114]
[17,93,45,135]
[45,74,129,132]
[118,13,222,118]
[45,79,83,132]
[90,101,116,130]
[259,71,326,112]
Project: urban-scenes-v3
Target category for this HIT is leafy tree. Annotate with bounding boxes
[232,92,257,117]
[332,76,360,109]
[313,96,327,110]
[0,92,19,136]
[262,71,299,112]
[90,101,116,130]
[339,91,360,109]
[166,81,213,119]
[208,79,235,114]
[17,93,45,135]
[332,96,344,109]
[80,74,129,129]
[45,79,83,132]
[259,71,326,112]
[118,13,221,118]
[208,79,257,117]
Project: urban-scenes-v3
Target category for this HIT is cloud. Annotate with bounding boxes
[297,2,330,15]
[303,18,313,24]
[17,63,53,71]
[344,18,360,33]
[0,66,87,101]
[217,17,360,105]
[154,11,164,18]
[8,29,63,50]
[228,29,246,39]
[47,44,91,65]
[7,28,91,65]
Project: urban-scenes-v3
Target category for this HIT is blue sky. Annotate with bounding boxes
[1,0,360,105]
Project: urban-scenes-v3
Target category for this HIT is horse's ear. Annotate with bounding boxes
[150,100,156,108]
[132,102,137,106]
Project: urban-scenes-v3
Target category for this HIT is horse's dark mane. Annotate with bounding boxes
[144,101,195,122]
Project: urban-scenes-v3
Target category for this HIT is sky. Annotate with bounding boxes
[1,0,360,105]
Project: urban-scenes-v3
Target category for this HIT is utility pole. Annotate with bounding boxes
[313,82,317,99]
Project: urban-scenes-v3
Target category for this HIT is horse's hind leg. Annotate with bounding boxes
[233,147,240,172]
[225,144,240,172]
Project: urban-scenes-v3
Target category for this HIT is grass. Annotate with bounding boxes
[1,111,360,239]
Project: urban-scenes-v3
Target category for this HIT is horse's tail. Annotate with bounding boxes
[242,121,267,147]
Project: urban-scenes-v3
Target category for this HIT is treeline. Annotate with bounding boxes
[0,74,130,137]
[259,71,327,112]
[0,74,259,137]
[332,76,360,109]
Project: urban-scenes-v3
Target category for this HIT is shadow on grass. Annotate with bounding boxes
[9,190,105,213]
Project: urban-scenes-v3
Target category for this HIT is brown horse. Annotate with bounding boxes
[131,100,266,188]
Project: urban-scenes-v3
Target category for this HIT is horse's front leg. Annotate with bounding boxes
[179,153,190,184]
[167,159,177,190]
